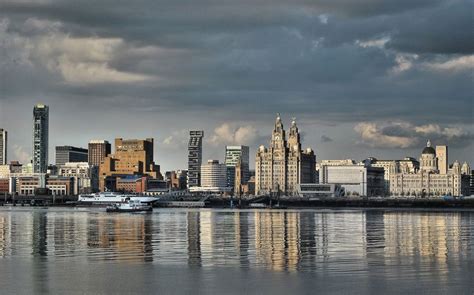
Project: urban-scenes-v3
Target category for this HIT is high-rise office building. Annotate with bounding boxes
[99,138,161,191]
[55,146,88,167]
[0,128,7,165]
[187,130,204,188]
[33,104,49,173]
[88,140,111,167]
[225,145,249,188]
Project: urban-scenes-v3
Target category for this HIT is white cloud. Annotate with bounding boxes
[390,53,418,74]
[12,144,31,164]
[424,55,474,72]
[0,17,155,85]
[355,37,389,49]
[354,121,473,148]
[209,123,261,146]
[354,122,415,148]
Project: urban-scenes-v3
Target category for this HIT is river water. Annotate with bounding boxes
[0,207,472,294]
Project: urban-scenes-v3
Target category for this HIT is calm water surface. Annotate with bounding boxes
[0,207,473,294]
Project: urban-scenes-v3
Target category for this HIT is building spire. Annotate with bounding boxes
[427,139,431,147]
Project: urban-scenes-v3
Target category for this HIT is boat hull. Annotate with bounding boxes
[106,207,153,213]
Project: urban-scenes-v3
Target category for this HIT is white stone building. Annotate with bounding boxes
[189,160,231,193]
[255,114,316,195]
[390,141,470,197]
[319,164,385,197]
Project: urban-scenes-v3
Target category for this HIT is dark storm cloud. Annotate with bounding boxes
[1,0,473,168]
[321,135,333,143]
[386,0,474,54]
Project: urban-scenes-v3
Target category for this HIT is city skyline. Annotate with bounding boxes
[0,105,472,172]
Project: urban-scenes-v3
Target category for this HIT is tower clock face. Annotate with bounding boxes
[275,135,280,140]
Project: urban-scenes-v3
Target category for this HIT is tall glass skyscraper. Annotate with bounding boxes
[0,128,7,165]
[33,104,49,173]
[187,130,204,188]
[225,145,249,188]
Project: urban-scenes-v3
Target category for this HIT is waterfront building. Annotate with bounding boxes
[88,140,111,167]
[365,157,419,195]
[471,170,474,196]
[99,138,161,191]
[59,162,98,194]
[0,165,9,178]
[189,160,230,193]
[0,178,8,194]
[390,141,470,197]
[33,104,49,173]
[0,129,7,165]
[225,145,249,189]
[22,162,34,174]
[436,145,448,174]
[297,183,344,199]
[46,176,74,195]
[255,114,316,195]
[166,170,187,190]
[461,162,470,175]
[13,174,47,195]
[319,164,384,197]
[188,131,204,188]
[55,146,88,167]
[47,164,58,176]
[9,161,22,174]
[319,159,356,167]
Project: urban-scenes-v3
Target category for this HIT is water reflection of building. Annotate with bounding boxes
[86,215,153,262]
[383,212,466,283]
[32,212,48,256]
[187,211,201,267]
[254,211,300,271]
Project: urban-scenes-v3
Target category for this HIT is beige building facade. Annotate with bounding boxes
[99,138,161,191]
[390,141,470,197]
[255,114,316,195]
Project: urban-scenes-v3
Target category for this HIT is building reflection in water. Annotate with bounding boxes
[86,214,153,263]
[187,211,201,267]
[383,211,468,283]
[254,211,301,272]
[0,208,472,278]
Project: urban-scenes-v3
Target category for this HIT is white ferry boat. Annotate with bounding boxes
[106,199,153,213]
[78,191,159,205]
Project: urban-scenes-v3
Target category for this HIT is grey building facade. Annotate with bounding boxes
[55,146,88,167]
[0,128,7,165]
[33,104,49,173]
[187,130,204,188]
[225,145,250,189]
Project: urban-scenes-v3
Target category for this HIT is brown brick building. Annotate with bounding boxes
[99,138,162,191]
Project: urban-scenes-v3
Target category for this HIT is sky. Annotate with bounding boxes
[0,0,473,172]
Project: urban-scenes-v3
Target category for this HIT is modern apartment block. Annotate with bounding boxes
[88,140,111,167]
[0,128,7,165]
[33,104,49,173]
[55,146,88,167]
[187,130,204,188]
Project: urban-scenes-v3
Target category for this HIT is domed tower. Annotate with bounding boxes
[451,160,461,175]
[271,113,286,150]
[420,140,437,173]
[461,162,470,175]
[287,117,301,152]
